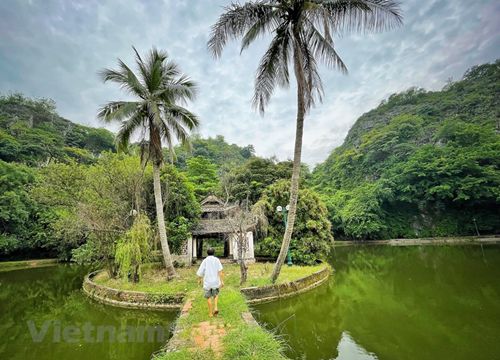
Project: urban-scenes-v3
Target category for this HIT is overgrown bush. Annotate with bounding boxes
[254,180,333,265]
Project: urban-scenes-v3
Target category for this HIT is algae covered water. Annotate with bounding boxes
[0,264,177,360]
[253,245,500,360]
[1,246,499,360]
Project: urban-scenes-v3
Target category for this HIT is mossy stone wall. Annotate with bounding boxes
[241,266,331,304]
[83,271,184,310]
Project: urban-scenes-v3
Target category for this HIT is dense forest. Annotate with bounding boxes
[1,60,498,261]
[0,94,115,165]
[0,93,328,263]
[312,60,500,239]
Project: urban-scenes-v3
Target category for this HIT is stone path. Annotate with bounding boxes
[190,320,226,356]
[165,295,229,358]
[157,265,331,359]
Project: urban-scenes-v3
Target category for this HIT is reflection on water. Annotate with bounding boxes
[0,265,177,360]
[336,332,377,360]
[254,245,500,360]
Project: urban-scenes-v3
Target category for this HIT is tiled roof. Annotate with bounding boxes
[192,219,255,235]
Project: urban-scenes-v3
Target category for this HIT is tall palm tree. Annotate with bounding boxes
[208,0,402,282]
[98,47,199,280]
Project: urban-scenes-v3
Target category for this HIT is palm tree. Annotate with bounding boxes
[208,0,402,282]
[98,47,199,280]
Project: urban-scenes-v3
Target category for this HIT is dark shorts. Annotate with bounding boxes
[203,288,219,299]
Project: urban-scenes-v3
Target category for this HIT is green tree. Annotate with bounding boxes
[221,157,277,203]
[73,154,152,274]
[0,161,36,256]
[98,47,199,279]
[0,130,21,162]
[31,154,151,266]
[185,156,219,199]
[254,180,333,265]
[208,0,402,281]
[30,161,87,258]
[220,157,309,204]
[174,134,254,169]
[160,164,200,253]
[324,182,393,239]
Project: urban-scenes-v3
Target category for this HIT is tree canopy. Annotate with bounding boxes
[312,61,500,239]
[0,93,114,165]
[174,135,254,169]
[254,180,333,265]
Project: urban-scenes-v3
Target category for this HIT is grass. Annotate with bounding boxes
[95,261,327,360]
[0,258,58,272]
[94,261,326,295]
[222,318,288,360]
[152,286,288,360]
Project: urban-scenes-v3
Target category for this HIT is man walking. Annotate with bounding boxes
[196,248,224,317]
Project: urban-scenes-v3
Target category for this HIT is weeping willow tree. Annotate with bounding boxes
[115,214,152,283]
[208,0,403,282]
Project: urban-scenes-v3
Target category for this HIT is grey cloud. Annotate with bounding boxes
[0,0,498,166]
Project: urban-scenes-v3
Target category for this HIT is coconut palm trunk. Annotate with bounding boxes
[208,0,402,284]
[152,162,176,279]
[271,29,306,283]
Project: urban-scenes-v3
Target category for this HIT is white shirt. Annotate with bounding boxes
[196,256,223,290]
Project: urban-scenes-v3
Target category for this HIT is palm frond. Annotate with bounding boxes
[139,140,151,168]
[115,112,145,152]
[155,118,176,163]
[240,7,282,53]
[162,59,181,79]
[157,75,198,104]
[97,101,140,123]
[319,0,403,34]
[208,1,277,58]
[132,46,151,89]
[299,35,324,110]
[165,115,190,146]
[165,104,200,130]
[99,60,147,98]
[147,100,164,134]
[144,48,167,93]
[148,121,164,165]
[253,24,293,114]
[303,20,347,73]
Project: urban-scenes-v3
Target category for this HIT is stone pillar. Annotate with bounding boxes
[231,232,255,261]
[187,235,193,265]
[192,237,198,259]
[246,231,255,260]
[228,234,234,257]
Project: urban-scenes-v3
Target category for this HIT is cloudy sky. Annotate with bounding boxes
[1,0,499,165]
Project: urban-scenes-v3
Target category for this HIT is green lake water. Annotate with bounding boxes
[1,246,499,360]
[0,265,177,360]
[253,245,500,360]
